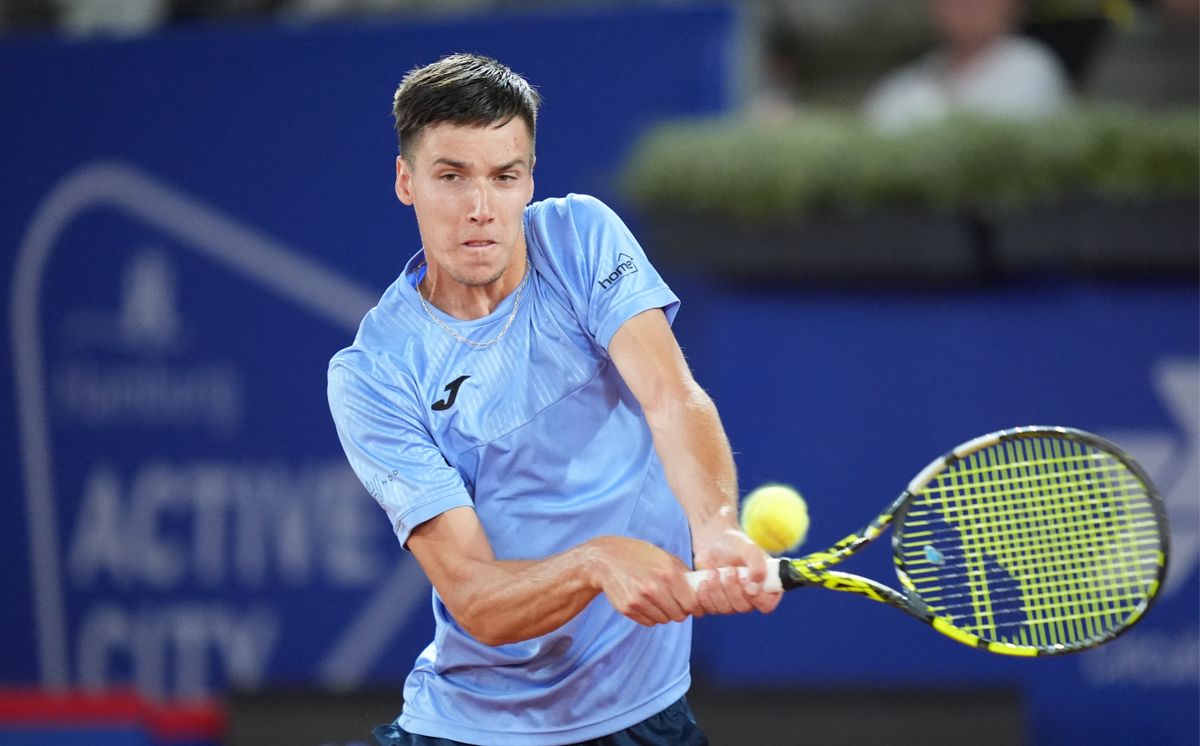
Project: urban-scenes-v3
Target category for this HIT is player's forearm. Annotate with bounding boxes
[606,309,739,533]
[643,382,740,533]
[410,504,689,645]
[442,545,606,646]
[643,385,777,602]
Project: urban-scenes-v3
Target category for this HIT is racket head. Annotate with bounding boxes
[892,426,1168,656]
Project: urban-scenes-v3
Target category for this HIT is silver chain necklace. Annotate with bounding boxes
[414,261,530,349]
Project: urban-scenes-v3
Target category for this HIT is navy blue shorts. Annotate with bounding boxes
[371,696,708,746]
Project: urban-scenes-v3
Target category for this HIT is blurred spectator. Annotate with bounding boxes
[4,0,690,33]
[749,14,807,122]
[1084,0,1199,107]
[54,0,170,35]
[864,0,1073,131]
[279,0,494,20]
[169,0,287,25]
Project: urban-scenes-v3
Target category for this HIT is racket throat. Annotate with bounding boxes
[782,563,932,619]
[778,559,816,591]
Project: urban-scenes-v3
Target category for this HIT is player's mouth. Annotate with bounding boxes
[462,239,496,249]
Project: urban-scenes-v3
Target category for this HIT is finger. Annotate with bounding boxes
[629,612,656,627]
[750,590,783,614]
[718,569,755,613]
[656,596,689,624]
[640,574,691,624]
[607,581,674,625]
[657,564,697,623]
[695,573,735,616]
[626,599,671,626]
[671,575,702,620]
[702,530,771,586]
[741,547,769,585]
[718,567,757,614]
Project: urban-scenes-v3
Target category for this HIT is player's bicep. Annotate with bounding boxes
[608,308,698,421]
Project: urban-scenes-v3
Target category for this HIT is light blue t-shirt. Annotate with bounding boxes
[327,194,692,745]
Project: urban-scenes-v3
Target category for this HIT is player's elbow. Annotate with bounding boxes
[450,597,519,647]
[462,617,526,647]
[462,621,507,647]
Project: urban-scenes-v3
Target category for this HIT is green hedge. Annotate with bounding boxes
[620,107,1199,221]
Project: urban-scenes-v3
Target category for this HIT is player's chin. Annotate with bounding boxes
[449,266,505,289]
[482,258,518,284]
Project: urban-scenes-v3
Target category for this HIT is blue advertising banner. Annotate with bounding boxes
[1,5,1196,746]
[0,3,733,700]
[674,278,1199,745]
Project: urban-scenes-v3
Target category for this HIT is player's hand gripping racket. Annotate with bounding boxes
[687,427,1169,656]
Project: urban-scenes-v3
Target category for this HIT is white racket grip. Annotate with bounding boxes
[685,558,783,593]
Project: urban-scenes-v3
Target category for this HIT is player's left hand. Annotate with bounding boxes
[691,509,782,617]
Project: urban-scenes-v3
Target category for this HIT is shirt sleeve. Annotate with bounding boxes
[527,193,680,350]
[327,355,473,548]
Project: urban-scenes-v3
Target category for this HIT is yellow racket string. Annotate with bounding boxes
[897,434,1162,649]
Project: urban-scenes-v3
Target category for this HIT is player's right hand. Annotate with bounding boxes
[584,536,697,626]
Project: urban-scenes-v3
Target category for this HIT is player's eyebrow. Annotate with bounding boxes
[430,156,468,169]
[430,157,528,172]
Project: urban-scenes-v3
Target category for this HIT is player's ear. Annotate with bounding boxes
[395,156,415,205]
[525,155,535,204]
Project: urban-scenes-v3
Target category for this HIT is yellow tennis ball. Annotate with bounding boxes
[740,483,809,555]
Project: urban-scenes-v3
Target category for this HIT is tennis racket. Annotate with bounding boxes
[687,426,1169,656]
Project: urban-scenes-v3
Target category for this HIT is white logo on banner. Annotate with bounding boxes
[1081,358,1200,688]
[56,248,243,435]
[12,161,429,698]
[120,249,182,349]
[1103,359,1200,600]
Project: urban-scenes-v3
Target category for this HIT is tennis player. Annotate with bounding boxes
[327,53,780,746]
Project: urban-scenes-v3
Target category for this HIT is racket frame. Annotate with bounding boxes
[773,426,1169,656]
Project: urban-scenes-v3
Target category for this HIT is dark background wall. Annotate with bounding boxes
[1,5,1196,745]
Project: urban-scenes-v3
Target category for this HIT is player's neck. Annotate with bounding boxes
[421,253,528,321]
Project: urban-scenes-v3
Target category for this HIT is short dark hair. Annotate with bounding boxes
[392,53,541,162]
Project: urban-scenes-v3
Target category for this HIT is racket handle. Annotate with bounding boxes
[685,558,783,593]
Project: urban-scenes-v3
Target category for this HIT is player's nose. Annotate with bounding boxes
[467,185,494,223]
